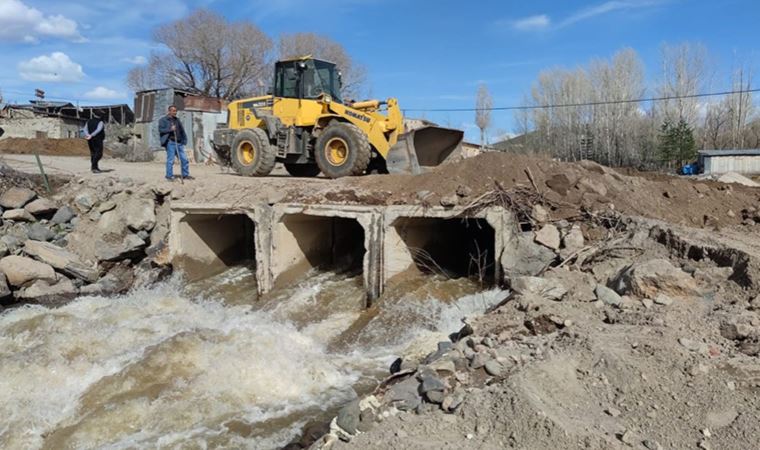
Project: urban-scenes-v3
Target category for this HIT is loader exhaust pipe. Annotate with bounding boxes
[386,126,464,175]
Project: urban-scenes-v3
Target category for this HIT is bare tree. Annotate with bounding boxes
[475,83,493,148]
[655,42,709,126]
[278,32,367,100]
[127,9,273,99]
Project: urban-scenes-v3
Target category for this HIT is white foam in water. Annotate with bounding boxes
[0,272,507,449]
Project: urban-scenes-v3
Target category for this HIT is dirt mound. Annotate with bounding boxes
[292,152,759,230]
[0,138,106,157]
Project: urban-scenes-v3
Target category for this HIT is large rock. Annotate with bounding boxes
[23,240,99,283]
[384,376,422,411]
[545,268,596,302]
[561,225,585,254]
[0,187,36,209]
[612,258,700,299]
[595,284,623,307]
[74,191,96,212]
[534,224,561,250]
[2,208,36,222]
[24,198,57,217]
[511,276,567,301]
[576,177,608,196]
[0,255,56,287]
[124,198,156,232]
[502,232,557,277]
[336,399,361,435]
[98,209,125,236]
[51,206,76,224]
[1,235,23,252]
[15,277,77,305]
[95,234,147,262]
[27,223,55,242]
[0,273,10,300]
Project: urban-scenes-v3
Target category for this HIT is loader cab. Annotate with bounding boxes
[273,58,342,103]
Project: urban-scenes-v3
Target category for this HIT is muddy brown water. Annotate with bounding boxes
[0,266,506,449]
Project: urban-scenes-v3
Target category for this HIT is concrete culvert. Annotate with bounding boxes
[175,213,255,280]
[272,214,366,286]
[387,217,495,283]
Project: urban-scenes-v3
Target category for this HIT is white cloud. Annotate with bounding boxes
[559,0,662,27]
[512,14,551,31]
[84,86,125,100]
[124,56,148,65]
[0,0,84,42]
[507,1,665,32]
[18,52,85,82]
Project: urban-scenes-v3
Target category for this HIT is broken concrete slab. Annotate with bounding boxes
[96,234,147,262]
[23,240,99,283]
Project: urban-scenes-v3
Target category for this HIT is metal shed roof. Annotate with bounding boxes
[699,149,760,157]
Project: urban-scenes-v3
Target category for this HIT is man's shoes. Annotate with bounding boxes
[182,175,195,180]
[165,176,175,182]
[91,169,103,174]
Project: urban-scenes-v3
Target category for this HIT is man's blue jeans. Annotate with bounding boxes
[166,141,189,179]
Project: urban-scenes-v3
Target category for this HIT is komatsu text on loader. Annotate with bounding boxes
[212,56,463,178]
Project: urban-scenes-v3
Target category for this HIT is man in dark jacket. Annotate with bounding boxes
[158,105,193,181]
[83,115,105,173]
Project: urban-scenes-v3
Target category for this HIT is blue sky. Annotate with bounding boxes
[0,0,758,141]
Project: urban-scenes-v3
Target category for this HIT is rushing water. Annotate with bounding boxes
[0,267,507,449]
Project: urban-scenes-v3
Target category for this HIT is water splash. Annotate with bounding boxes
[0,271,506,449]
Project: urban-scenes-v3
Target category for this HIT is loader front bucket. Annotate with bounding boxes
[385,126,464,175]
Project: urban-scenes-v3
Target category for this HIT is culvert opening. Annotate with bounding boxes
[389,217,495,283]
[176,213,255,280]
[273,214,366,286]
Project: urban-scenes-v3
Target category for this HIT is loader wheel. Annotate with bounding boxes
[284,163,321,177]
[231,128,276,177]
[314,122,371,178]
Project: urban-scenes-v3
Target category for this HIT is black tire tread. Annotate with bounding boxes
[314,122,371,178]
[231,128,276,177]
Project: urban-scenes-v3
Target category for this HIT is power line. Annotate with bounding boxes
[404,87,760,113]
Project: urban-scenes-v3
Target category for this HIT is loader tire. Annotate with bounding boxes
[231,128,276,177]
[284,163,321,177]
[314,122,371,178]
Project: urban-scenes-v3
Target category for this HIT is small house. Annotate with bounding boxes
[698,149,760,175]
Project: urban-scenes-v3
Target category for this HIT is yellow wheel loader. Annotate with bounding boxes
[212,56,463,178]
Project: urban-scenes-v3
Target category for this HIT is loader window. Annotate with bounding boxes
[313,60,342,103]
[274,63,299,98]
[274,59,341,102]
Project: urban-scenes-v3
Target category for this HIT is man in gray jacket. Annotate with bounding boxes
[158,105,193,181]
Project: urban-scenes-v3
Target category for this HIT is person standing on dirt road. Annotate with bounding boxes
[158,105,193,181]
[82,114,105,173]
